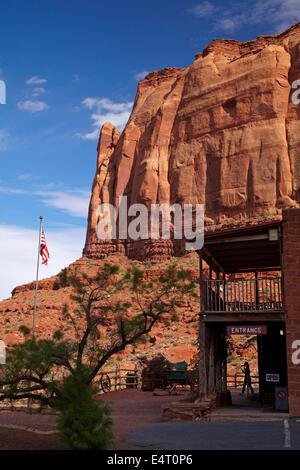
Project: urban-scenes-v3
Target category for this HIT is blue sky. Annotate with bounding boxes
[0,0,300,300]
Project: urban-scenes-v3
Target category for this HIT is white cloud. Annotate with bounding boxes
[17,100,49,113]
[0,186,90,217]
[78,97,133,140]
[249,0,300,32]
[18,174,32,181]
[18,173,38,181]
[0,186,25,195]
[134,71,150,81]
[26,76,47,85]
[188,0,300,33]
[77,128,100,141]
[72,74,81,82]
[32,87,46,98]
[0,225,85,300]
[219,18,239,32]
[0,129,9,151]
[35,190,90,218]
[33,87,46,94]
[187,2,217,17]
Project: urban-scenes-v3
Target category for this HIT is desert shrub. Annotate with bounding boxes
[54,365,113,450]
[58,268,68,287]
[246,392,260,402]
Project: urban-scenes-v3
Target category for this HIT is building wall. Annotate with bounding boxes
[283,208,300,417]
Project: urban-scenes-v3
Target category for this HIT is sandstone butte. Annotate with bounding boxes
[84,21,300,262]
[1,23,300,373]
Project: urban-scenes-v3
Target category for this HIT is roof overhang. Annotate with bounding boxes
[202,221,282,274]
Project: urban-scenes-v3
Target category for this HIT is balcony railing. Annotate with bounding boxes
[201,277,283,313]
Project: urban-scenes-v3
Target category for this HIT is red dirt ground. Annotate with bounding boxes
[0,389,192,450]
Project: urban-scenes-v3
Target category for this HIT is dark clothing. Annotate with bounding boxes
[242,374,254,394]
[241,364,254,394]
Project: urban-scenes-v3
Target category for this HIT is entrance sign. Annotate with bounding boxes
[266,373,280,382]
[226,325,267,335]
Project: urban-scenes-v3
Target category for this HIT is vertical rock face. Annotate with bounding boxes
[83,23,300,261]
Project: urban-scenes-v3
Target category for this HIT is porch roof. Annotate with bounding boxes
[202,220,282,274]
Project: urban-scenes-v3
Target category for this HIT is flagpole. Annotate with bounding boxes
[32,216,43,339]
[27,216,43,410]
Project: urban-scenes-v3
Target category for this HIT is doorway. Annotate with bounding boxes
[226,333,259,407]
[257,323,288,409]
[225,322,288,410]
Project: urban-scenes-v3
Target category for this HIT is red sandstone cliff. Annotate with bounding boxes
[83,22,300,262]
[1,26,294,371]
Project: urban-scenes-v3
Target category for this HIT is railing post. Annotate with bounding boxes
[255,271,259,310]
[114,366,118,391]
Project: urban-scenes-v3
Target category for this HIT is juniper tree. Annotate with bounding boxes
[0,261,198,449]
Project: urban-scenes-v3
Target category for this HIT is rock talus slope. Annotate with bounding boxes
[84,23,300,262]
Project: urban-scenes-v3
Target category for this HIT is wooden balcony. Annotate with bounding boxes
[201,277,283,314]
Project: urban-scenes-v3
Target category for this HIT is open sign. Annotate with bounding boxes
[266,373,280,382]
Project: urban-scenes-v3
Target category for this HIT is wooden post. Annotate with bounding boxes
[255,270,259,310]
[198,249,208,399]
[208,329,216,393]
[118,365,121,390]
[114,366,118,391]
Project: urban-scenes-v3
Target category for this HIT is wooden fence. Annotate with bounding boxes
[227,374,259,388]
[96,366,140,393]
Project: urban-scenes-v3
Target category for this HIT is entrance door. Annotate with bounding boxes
[257,323,287,407]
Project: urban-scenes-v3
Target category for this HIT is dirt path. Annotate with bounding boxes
[102,388,192,449]
[0,389,191,450]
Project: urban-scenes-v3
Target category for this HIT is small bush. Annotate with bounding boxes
[58,268,68,287]
[246,393,260,402]
[54,366,113,450]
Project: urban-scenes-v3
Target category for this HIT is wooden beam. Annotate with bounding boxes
[221,263,281,273]
[202,312,285,323]
[205,234,269,245]
[209,240,279,253]
[202,246,226,275]
[212,249,279,260]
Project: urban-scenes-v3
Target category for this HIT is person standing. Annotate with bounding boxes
[241,361,254,395]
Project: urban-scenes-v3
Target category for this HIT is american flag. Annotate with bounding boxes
[40,225,50,265]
